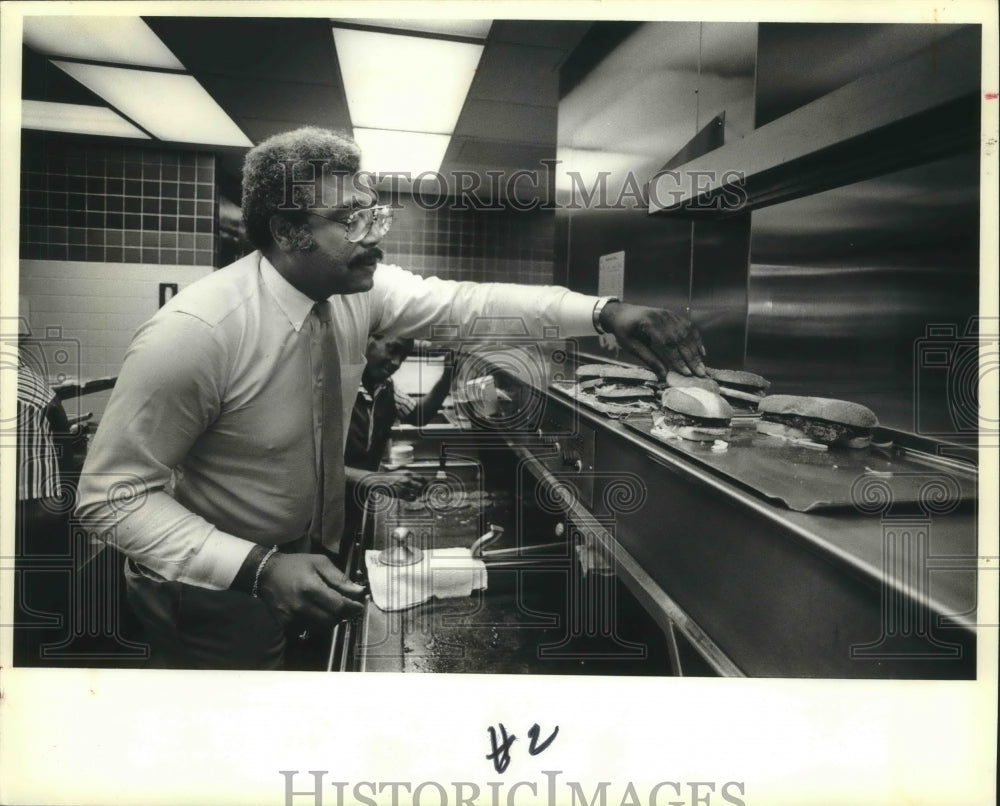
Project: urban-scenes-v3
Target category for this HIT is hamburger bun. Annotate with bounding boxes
[706,368,771,390]
[705,367,770,410]
[665,370,720,393]
[757,395,878,448]
[662,387,734,420]
[659,387,734,441]
[576,363,658,383]
[717,386,766,404]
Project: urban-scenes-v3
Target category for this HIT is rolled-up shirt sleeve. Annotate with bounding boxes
[75,312,255,590]
[368,265,598,340]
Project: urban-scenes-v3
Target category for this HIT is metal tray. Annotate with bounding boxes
[620,413,977,513]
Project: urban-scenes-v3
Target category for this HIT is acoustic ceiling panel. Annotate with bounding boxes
[454,138,555,168]
[21,46,104,105]
[466,42,566,105]
[145,16,352,143]
[488,20,591,50]
[453,99,556,143]
[144,17,343,82]
[194,75,349,128]
[23,16,585,181]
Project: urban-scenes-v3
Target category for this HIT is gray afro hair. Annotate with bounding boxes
[241,127,363,250]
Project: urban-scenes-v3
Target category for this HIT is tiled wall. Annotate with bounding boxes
[17,135,219,419]
[19,134,217,266]
[18,260,212,387]
[379,194,555,285]
[210,191,556,284]
[16,136,555,424]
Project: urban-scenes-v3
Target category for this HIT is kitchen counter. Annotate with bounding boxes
[333,430,674,676]
[537,385,978,677]
[331,376,978,678]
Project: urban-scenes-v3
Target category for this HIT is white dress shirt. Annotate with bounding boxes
[76,251,599,590]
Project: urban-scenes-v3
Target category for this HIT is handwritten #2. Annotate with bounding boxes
[486,723,560,774]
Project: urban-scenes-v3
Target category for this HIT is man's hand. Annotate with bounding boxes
[256,553,366,628]
[360,470,428,501]
[599,302,707,378]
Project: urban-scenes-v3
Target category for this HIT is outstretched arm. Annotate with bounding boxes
[599,301,706,378]
[399,363,454,427]
[370,266,706,381]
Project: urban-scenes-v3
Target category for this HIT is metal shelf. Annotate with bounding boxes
[648,27,981,217]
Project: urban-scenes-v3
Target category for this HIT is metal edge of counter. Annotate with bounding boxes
[504,438,746,677]
[536,383,978,638]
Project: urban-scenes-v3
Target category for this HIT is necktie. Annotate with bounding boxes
[307,301,345,553]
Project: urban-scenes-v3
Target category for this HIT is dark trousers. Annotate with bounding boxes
[124,559,288,670]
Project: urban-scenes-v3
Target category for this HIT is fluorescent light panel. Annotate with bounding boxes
[353,128,451,176]
[332,28,483,134]
[23,16,184,69]
[52,61,252,147]
[21,100,150,138]
[333,19,492,39]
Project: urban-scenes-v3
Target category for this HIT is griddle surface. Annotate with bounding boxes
[621,413,976,512]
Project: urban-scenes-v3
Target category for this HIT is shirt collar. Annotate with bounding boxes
[259,254,319,332]
[358,379,391,402]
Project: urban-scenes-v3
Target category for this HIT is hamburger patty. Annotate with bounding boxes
[659,410,730,428]
[761,413,872,443]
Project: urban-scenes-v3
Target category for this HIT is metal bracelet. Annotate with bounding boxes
[251,545,279,599]
[592,296,619,335]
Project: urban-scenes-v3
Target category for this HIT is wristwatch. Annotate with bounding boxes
[592,296,619,335]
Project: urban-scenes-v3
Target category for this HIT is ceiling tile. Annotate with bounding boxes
[144,16,351,145]
[467,42,563,106]
[24,16,184,69]
[453,99,556,143]
[21,16,585,179]
[197,75,350,130]
[455,138,555,167]
[21,46,104,105]
[144,17,343,84]
[231,117,337,147]
[488,20,591,50]
[332,18,492,39]
[52,61,253,146]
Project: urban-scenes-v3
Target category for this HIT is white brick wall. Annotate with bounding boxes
[18,260,213,419]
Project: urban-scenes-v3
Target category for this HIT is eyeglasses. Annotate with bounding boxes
[307,205,393,243]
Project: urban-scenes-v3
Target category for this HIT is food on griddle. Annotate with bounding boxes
[571,362,659,414]
[756,395,878,448]
[594,384,657,401]
[576,363,658,383]
[656,387,734,442]
[705,368,771,411]
[665,370,720,393]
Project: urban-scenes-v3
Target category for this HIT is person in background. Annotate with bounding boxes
[75,126,706,670]
[338,335,453,561]
[13,350,77,663]
[344,334,453,498]
[16,356,74,525]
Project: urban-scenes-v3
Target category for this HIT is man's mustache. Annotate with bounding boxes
[350,247,383,266]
